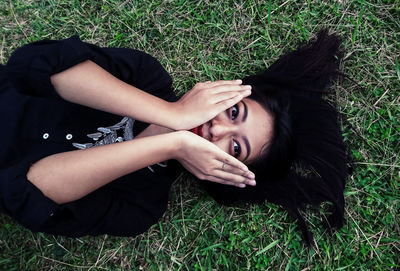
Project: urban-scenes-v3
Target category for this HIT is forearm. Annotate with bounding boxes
[50,60,178,129]
[27,132,181,204]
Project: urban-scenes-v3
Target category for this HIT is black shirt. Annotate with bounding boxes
[0,36,178,237]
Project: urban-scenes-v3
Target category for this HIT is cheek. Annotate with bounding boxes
[211,140,231,155]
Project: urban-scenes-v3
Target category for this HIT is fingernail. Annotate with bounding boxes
[241,166,248,171]
[245,85,252,90]
[247,172,255,179]
[238,183,246,188]
[248,180,256,186]
[236,79,242,83]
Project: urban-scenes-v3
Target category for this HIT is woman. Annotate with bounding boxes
[0,29,349,245]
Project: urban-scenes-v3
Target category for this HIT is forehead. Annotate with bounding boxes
[242,98,274,163]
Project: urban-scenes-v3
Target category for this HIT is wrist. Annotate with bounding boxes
[169,130,188,160]
[165,101,183,130]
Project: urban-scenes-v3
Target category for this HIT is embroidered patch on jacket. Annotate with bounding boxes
[72,117,134,149]
[72,116,166,172]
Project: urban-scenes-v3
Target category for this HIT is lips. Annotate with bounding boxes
[190,124,203,137]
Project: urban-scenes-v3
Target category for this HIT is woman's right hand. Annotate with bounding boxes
[171,80,252,130]
[173,131,256,188]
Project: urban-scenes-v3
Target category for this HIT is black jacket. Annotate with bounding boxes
[0,36,178,237]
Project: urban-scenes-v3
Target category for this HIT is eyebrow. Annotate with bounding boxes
[240,101,251,161]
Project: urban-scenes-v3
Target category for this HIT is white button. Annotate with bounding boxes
[66,134,73,140]
[43,133,49,139]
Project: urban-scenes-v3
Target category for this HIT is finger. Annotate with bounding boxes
[218,162,255,180]
[211,84,252,94]
[204,175,247,188]
[206,79,243,88]
[212,163,255,184]
[215,94,246,112]
[212,89,251,104]
[215,154,252,174]
[214,169,256,185]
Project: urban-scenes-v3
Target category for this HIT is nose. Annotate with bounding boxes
[209,119,236,141]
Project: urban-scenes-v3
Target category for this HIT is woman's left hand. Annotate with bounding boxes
[171,80,252,130]
[174,131,256,188]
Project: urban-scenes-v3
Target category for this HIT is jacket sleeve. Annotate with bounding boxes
[1,156,161,237]
[37,190,161,237]
[6,36,175,102]
[0,146,61,232]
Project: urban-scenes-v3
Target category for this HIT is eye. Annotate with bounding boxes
[233,140,241,158]
[231,104,239,120]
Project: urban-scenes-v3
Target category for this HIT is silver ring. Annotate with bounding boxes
[222,162,226,170]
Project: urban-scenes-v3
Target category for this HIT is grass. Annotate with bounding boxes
[0,0,399,270]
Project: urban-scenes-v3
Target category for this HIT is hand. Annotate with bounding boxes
[174,131,256,188]
[172,80,252,130]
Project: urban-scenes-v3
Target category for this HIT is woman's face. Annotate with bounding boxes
[192,98,274,164]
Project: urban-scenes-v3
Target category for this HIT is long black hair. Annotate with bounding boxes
[203,29,350,246]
